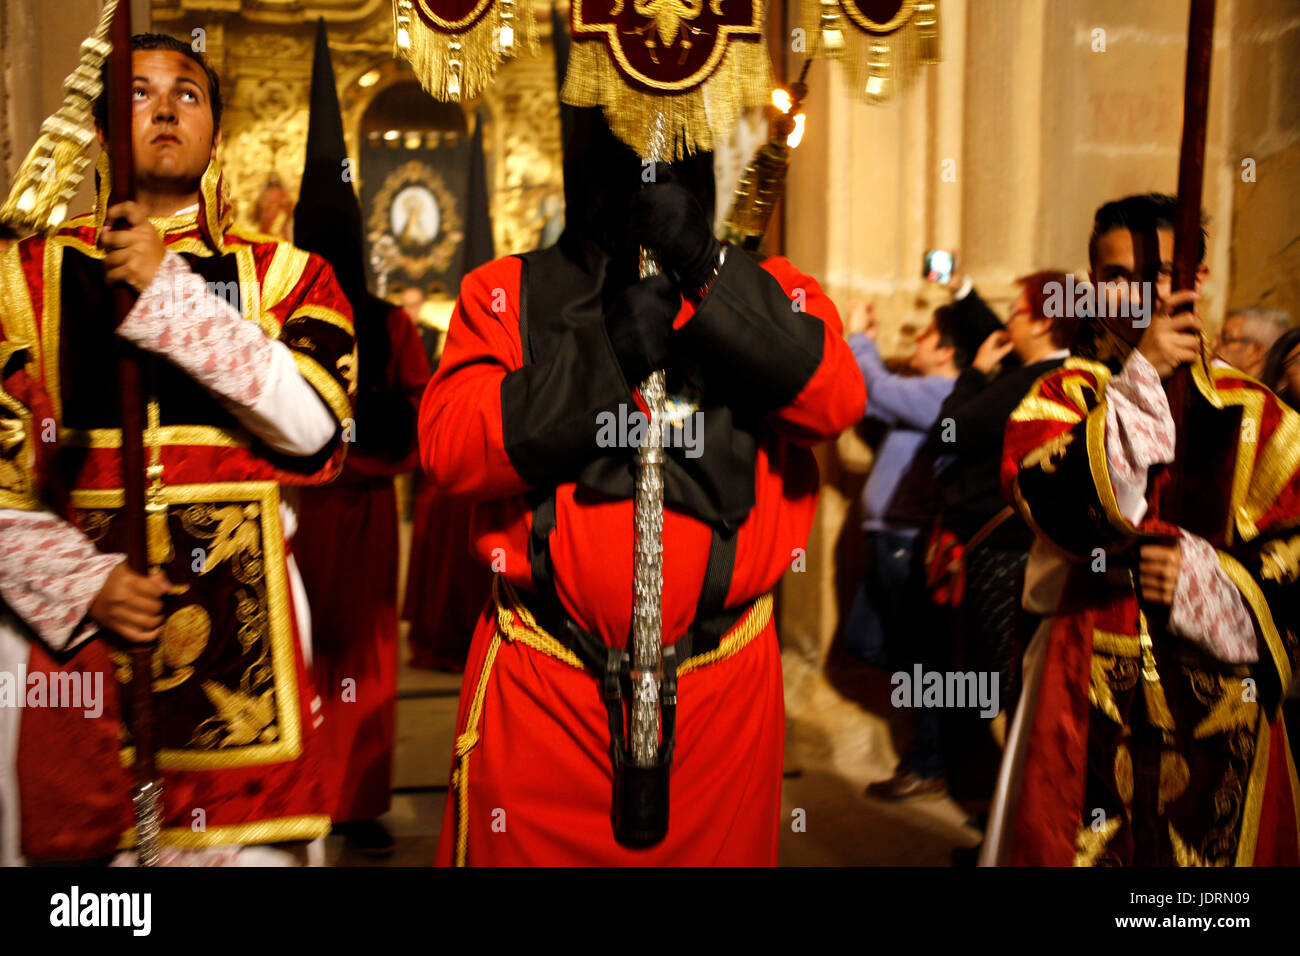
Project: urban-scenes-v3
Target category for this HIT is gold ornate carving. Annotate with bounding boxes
[144,2,562,276]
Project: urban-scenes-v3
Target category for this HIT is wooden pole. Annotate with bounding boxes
[106,0,163,866]
[1162,0,1216,525]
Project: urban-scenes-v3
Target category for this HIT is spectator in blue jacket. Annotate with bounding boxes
[845,302,973,800]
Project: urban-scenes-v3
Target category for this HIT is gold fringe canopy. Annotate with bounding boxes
[801,0,939,104]
[561,0,772,161]
[0,0,119,235]
[394,0,539,102]
[562,38,770,161]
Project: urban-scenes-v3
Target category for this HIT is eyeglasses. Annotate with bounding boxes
[1217,335,1255,348]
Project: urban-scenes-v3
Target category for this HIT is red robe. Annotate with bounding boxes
[420,252,865,865]
[0,157,356,859]
[294,305,430,822]
[402,478,492,672]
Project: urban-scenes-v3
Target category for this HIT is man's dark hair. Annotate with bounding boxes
[932,304,970,369]
[92,33,222,131]
[1087,192,1206,268]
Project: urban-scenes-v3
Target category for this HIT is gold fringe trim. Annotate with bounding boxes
[397,0,539,103]
[561,38,772,160]
[799,0,940,105]
[118,814,331,851]
[0,0,119,235]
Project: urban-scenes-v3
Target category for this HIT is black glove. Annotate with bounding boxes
[629,173,722,291]
[604,273,679,386]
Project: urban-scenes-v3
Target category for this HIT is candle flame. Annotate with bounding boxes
[787,113,806,149]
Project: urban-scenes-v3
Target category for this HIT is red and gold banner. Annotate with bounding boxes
[562,0,772,159]
[394,0,538,102]
[802,0,939,103]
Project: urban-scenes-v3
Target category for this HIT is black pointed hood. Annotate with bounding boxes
[462,112,495,275]
[294,17,366,307]
[295,18,407,456]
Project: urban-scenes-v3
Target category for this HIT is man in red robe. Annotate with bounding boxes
[293,298,427,853]
[286,19,431,856]
[0,34,355,865]
[990,193,1300,866]
[420,109,865,865]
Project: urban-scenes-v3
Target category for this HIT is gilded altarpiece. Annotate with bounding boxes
[151,0,563,265]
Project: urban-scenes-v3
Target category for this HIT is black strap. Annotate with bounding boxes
[688,524,737,655]
[527,493,557,601]
[525,494,740,666]
[520,493,743,768]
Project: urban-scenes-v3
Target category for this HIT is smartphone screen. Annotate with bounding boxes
[924,249,955,284]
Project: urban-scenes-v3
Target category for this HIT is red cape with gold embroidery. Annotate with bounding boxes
[1002,354,1300,866]
[0,157,357,859]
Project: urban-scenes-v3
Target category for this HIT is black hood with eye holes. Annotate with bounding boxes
[559,107,716,272]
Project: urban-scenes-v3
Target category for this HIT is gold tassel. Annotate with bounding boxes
[1138,611,1176,732]
[863,37,891,103]
[915,0,940,63]
[0,0,119,235]
[146,498,174,568]
[396,0,539,103]
[395,0,414,50]
[562,39,772,160]
[800,0,939,105]
[817,0,846,56]
[145,401,173,568]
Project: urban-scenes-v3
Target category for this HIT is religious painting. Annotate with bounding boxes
[363,155,466,291]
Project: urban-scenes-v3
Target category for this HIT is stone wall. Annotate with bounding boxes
[778,0,1300,673]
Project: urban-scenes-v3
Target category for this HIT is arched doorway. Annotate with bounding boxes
[357,79,474,298]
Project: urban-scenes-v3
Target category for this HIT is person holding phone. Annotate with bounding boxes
[846,301,975,799]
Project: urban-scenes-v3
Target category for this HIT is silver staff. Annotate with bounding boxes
[629,114,669,769]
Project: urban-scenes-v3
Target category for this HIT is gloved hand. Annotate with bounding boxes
[629,171,723,292]
[604,273,680,386]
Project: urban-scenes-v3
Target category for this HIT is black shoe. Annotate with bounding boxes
[333,819,395,858]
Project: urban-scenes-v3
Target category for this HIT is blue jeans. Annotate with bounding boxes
[846,529,945,779]
[845,530,917,669]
